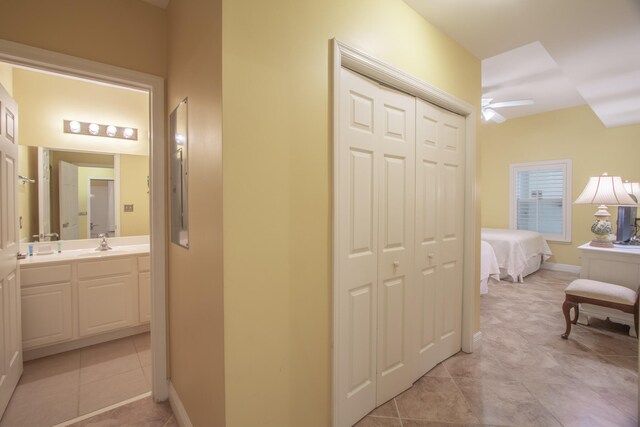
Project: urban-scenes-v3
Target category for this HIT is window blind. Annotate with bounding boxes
[515,168,565,235]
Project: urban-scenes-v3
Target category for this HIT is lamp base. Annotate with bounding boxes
[589,240,614,248]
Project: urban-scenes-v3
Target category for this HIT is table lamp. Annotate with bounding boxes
[574,173,637,247]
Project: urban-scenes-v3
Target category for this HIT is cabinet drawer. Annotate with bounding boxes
[138,256,150,273]
[22,283,73,349]
[21,265,71,287]
[77,258,135,280]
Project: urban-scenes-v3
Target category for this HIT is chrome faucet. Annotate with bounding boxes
[96,233,112,251]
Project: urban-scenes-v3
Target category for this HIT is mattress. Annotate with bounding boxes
[481,228,552,283]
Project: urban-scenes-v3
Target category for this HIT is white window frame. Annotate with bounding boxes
[509,159,572,243]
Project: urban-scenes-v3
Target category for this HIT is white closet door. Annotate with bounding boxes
[414,99,465,376]
[375,84,415,405]
[337,67,380,427]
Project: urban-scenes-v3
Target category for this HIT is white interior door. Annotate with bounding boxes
[414,99,465,376]
[37,147,51,240]
[0,82,23,418]
[59,161,79,240]
[337,68,379,427]
[375,84,415,405]
[337,68,415,426]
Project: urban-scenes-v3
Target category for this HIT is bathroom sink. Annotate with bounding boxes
[76,250,128,258]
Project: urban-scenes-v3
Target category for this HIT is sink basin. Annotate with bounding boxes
[76,250,128,258]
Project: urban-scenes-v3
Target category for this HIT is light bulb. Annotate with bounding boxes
[106,125,117,137]
[69,120,81,133]
[123,128,134,139]
[89,123,100,135]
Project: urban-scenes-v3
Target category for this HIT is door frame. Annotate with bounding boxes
[331,39,478,426]
[0,39,168,400]
[87,176,115,239]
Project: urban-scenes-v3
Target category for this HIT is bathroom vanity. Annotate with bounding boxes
[19,243,150,360]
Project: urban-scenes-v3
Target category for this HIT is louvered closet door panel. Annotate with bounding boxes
[376,85,415,405]
[414,99,465,375]
[337,67,379,427]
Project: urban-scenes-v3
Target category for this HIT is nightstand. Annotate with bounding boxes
[578,243,640,337]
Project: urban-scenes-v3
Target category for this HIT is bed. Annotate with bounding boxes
[481,228,552,283]
[480,240,500,294]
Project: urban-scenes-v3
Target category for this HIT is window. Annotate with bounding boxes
[510,159,572,242]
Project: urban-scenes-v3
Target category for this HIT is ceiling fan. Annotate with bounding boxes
[481,98,534,123]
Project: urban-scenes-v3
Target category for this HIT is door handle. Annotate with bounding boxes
[393,261,400,272]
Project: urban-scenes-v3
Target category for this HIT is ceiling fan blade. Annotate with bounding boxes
[490,99,534,109]
[492,110,507,123]
[481,98,493,107]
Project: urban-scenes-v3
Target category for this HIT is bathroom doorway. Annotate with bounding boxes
[88,178,115,238]
[0,39,166,427]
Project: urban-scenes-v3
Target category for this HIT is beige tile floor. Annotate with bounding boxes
[69,396,176,427]
[0,332,152,427]
[356,269,639,427]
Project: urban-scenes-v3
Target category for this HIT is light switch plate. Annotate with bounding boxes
[124,204,134,212]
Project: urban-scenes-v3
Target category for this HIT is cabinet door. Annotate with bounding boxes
[138,272,151,323]
[78,274,136,336]
[22,283,73,349]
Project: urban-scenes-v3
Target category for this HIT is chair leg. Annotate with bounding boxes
[562,300,575,339]
[571,303,579,325]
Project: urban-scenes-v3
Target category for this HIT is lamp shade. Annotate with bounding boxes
[574,173,637,206]
[623,181,640,204]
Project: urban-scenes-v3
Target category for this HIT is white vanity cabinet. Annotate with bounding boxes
[77,258,138,337]
[20,252,150,355]
[21,265,73,349]
[138,256,151,323]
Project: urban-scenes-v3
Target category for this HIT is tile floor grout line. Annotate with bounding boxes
[51,391,152,427]
[518,379,566,427]
[393,398,403,427]
[448,372,482,425]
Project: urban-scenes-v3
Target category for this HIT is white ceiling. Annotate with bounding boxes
[403,0,640,127]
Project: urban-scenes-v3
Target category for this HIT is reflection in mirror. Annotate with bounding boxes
[170,98,189,248]
[20,147,150,242]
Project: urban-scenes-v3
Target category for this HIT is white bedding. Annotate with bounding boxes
[481,228,552,283]
[480,241,500,294]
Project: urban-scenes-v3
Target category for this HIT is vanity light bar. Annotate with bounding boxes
[63,120,138,141]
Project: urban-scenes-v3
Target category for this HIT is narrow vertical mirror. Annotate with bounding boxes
[170,98,189,248]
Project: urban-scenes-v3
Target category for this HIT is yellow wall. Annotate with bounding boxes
[222,1,480,426]
[12,68,149,156]
[167,0,225,426]
[0,0,166,78]
[119,154,150,237]
[0,62,12,95]
[481,105,640,266]
[77,166,115,239]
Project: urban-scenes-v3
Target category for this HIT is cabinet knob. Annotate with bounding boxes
[393,261,400,269]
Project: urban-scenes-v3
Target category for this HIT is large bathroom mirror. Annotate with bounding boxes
[20,147,150,242]
[170,98,189,248]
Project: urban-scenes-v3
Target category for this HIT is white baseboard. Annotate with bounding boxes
[169,381,194,427]
[541,262,581,274]
[473,331,482,351]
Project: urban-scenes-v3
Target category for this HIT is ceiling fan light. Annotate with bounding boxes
[482,108,496,121]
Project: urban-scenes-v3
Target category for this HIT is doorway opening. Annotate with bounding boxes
[0,39,166,427]
[88,178,116,238]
